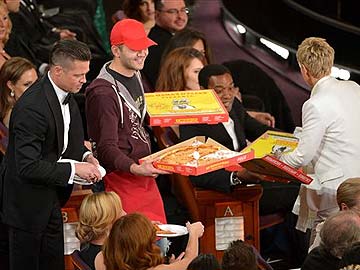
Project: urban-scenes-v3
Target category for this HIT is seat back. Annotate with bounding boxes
[70,250,92,270]
[153,126,201,221]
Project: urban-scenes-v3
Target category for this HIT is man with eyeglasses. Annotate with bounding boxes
[143,0,189,89]
[179,64,300,217]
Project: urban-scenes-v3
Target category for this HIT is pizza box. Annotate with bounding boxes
[144,90,229,126]
[236,131,313,184]
[139,136,253,176]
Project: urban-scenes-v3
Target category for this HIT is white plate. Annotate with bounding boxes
[58,159,106,185]
[156,224,188,237]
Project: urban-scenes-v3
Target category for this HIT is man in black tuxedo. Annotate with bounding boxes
[179,64,299,215]
[1,40,101,270]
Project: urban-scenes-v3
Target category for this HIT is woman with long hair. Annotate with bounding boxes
[96,213,204,270]
[0,57,37,128]
[156,47,206,92]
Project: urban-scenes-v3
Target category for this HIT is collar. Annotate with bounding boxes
[311,76,331,97]
[48,71,69,105]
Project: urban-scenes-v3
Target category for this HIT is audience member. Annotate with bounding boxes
[95,213,204,270]
[310,177,360,251]
[339,242,360,269]
[0,39,101,270]
[179,64,299,215]
[75,191,125,270]
[3,0,20,13]
[143,0,189,87]
[301,211,360,270]
[122,0,155,34]
[156,47,206,91]
[222,240,257,270]
[187,253,220,270]
[162,28,213,64]
[278,37,360,243]
[0,57,38,128]
[0,2,12,67]
[86,19,169,224]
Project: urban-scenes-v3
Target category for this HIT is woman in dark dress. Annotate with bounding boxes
[75,191,125,270]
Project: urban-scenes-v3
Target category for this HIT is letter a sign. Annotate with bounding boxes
[223,206,234,217]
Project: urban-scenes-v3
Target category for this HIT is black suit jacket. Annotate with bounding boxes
[143,25,173,88]
[179,99,270,192]
[1,75,86,232]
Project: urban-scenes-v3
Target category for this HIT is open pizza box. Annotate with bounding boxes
[144,90,229,127]
[234,131,313,184]
[139,136,254,176]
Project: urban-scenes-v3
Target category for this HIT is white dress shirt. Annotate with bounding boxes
[48,73,76,184]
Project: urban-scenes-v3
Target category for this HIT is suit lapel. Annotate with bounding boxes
[43,76,64,158]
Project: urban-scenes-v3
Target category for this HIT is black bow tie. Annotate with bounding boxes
[62,93,72,105]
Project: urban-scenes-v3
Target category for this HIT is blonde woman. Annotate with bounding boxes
[0,1,11,68]
[76,191,126,270]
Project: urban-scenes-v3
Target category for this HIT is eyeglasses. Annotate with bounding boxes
[158,7,189,15]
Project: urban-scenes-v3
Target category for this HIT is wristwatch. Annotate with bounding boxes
[230,172,243,186]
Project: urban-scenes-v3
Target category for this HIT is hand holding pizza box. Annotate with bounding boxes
[238,131,313,184]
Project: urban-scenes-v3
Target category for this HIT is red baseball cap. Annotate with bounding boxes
[110,19,157,50]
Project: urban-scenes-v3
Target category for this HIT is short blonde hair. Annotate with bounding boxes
[296,37,334,79]
[337,178,360,210]
[76,191,124,243]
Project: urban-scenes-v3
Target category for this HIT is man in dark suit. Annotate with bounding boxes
[143,0,189,88]
[1,40,101,270]
[179,64,299,215]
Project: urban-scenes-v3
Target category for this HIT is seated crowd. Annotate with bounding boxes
[1,1,360,270]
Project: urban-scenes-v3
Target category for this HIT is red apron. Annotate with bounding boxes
[104,171,167,224]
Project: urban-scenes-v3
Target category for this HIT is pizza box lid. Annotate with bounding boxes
[145,89,229,126]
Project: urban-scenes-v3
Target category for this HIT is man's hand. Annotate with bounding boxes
[236,168,265,183]
[74,162,101,183]
[130,159,170,178]
[248,111,275,128]
[59,29,76,40]
[84,153,99,166]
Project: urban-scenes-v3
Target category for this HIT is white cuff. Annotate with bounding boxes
[82,151,92,162]
[67,161,75,184]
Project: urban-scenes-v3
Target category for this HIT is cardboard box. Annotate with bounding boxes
[239,131,313,184]
[140,136,253,176]
[145,90,229,126]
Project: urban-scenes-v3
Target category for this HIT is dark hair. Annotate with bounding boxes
[49,39,91,68]
[162,28,213,64]
[198,64,231,89]
[154,0,164,10]
[221,240,257,270]
[187,253,220,270]
[156,47,206,91]
[0,57,36,121]
[123,0,154,22]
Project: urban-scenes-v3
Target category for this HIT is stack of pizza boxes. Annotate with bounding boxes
[142,89,250,176]
[144,90,312,184]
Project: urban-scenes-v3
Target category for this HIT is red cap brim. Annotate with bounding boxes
[124,37,157,51]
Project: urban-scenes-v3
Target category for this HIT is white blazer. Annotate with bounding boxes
[281,76,360,191]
